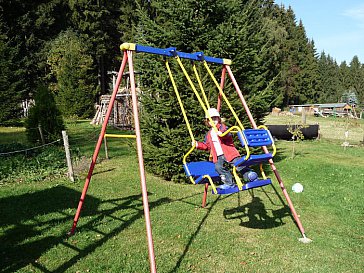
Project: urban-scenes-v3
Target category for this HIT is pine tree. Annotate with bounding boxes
[135,0,280,181]
[317,52,341,102]
[0,20,23,125]
[348,56,363,105]
[47,30,96,117]
[1,0,69,103]
[25,85,65,144]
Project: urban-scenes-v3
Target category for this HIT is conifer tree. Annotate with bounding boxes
[1,0,69,103]
[47,30,96,117]
[0,20,23,125]
[135,0,278,181]
[67,0,121,95]
[348,56,364,105]
[25,85,65,144]
[317,52,341,102]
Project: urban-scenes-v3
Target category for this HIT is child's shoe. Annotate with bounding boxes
[242,170,258,182]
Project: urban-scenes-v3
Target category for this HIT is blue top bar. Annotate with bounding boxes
[120,43,231,65]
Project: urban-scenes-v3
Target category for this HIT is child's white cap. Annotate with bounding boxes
[205,108,220,118]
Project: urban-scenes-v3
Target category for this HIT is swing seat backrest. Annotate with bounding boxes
[235,129,274,168]
[239,129,273,147]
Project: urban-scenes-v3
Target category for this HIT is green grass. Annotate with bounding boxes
[0,126,28,145]
[1,119,364,272]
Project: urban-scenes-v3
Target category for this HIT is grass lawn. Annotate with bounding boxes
[1,117,364,272]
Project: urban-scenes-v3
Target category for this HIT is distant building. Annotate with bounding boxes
[289,103,353,117]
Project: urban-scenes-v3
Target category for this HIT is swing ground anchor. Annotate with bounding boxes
[298,234,312,244]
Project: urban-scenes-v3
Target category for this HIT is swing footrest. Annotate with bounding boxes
[242,178,272,190]
[213,179,272,195]
[234,153,273,168]
[214,185,240,195]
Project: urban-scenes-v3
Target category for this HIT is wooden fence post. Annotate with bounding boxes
[38,125,45,145]
[62,130,75,182]
[104,136,109,159]
[301,108,306,124]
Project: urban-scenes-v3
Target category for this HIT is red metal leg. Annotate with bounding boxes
[68,51,128,236]
[127,51,157,273]
[216,66,226,111]
[202,183,209,208]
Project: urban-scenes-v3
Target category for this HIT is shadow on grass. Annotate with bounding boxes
[0,185,172,273]
[92,167,116,175]
[0,185,99,272]
[223,186,291,229]
[52,194,172,273]
[168,195,221,273]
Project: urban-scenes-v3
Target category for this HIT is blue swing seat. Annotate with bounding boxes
[183,161,220,184]
[183,161,272,195]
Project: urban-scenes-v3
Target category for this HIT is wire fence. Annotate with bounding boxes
[0,139,61,156]
[0,124,128,157]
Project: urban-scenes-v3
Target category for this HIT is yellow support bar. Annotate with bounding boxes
[175,56,219,134]
[183,145,196,165]
[104,134,137,139]
[203,175,218,194]
[219,125,250,161]
[203,60,245,130]
[259,163,267,180]
[233,167,244,191]
[192,63,210,109]
[166,60,195,142]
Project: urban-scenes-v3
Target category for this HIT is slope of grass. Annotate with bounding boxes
[1,120,363,272]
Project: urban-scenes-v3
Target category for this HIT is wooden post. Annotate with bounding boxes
[62,130,75,182]
[104,136,109,159]
[301,108,306,124]
[38,125,45,145]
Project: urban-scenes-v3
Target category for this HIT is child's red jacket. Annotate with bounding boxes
[196,123,240,163]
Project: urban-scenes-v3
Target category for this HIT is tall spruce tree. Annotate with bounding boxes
[348,56,363,105]
[135,0,280,181]
[317,52,341,102]
[0,19,23,125]
[1,0,69,102]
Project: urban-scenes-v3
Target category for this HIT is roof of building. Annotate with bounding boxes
[317,103,348,108]
[289,103,350,108]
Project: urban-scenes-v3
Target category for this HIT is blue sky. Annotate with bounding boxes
[276,0,364,64]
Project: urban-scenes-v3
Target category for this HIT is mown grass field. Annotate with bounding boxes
[1,116,363,272]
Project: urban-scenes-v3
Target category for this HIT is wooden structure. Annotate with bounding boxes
[91,71,141,128]
[21,99,34,117]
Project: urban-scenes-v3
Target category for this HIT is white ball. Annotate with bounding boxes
[292,183,304,193]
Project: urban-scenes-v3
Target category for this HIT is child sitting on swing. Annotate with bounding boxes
[194,108,258,190]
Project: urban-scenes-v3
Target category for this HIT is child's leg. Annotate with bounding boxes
[215,155,234,186]
[230,157,258,182]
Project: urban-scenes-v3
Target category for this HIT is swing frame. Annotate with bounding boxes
[68,43,311,273]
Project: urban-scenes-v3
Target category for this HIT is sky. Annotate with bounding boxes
[276,0,364,64]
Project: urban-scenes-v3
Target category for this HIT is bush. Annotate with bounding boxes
[25,85,65,144]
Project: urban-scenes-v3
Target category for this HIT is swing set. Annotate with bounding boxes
[68,43,311,273]
[165,48,276,197]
